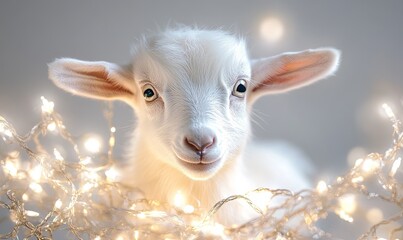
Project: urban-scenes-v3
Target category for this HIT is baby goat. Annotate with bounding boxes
[49,28,340,225]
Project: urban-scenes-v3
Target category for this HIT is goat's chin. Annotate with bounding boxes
[176,157,223,181]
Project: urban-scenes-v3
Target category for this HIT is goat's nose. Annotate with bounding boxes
[184,132,216,156]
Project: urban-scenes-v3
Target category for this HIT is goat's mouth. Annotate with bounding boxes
[177,157,221,172]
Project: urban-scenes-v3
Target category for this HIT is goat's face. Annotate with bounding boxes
[131,31,252,179]
[48,28,340,181]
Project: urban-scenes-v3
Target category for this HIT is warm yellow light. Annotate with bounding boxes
[173,191,186,208]
[336,209,354,223]
[183,205,195,214]
[351,176,364,183]
[80,156,92,165]
[94,236,101,240]
[54,199,63,209]
[316,180,328,194]
[366,208,383,225]
[47,122,57,131]
[82,182,95,192]
[41,96,54,114]
[30,165,43,182]
[22,193,29,201]
[338,194,357,214]
[53,148,64,161]
[260,17,284,43]
[133,230,139,240]
[381,103,395,119]
[29,182,43,193]
[4,161,18,177]
[84,136,102,153]
[105,167,119,182]
[390,157,401,177]
[25,210,40,217]
[362,158,381,173]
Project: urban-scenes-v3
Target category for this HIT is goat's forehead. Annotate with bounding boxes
[133,30,250,86]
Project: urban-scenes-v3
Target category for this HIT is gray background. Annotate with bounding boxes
[0,2,403,237]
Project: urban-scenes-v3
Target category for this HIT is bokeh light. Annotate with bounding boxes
[260,17,284,43]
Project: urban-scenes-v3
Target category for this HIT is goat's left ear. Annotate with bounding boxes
[248,48,340,103]
[48,58,136,105]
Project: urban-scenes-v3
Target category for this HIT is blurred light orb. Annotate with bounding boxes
[260,17,284,43]
[84,135,102,153]
[366,208,383,225]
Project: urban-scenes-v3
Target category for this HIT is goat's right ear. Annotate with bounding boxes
[48,58,136,104]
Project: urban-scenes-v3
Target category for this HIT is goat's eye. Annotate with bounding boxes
[142,84,158,102]
[232,79,247,98]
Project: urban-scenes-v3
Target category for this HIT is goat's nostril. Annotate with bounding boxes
[185,137,215,155]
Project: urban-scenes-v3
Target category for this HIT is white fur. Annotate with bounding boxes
[48,27,340,225]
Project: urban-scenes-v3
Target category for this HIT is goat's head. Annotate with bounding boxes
[49,29,340,180]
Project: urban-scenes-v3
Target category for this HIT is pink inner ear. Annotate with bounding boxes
[74,66,134,97]
[252,50,336,94]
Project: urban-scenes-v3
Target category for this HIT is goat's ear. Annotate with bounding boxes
[48,58,136,104]
[248,48,340,103]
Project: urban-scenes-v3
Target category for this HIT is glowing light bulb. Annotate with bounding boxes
[47,122,57,131]
[29,182,43,193]
[105,167,119,182]
[133,231,139,240]
[390,157,401,177]
[110,127,116,133]
[84,136,102,153]
[53,148,64,161]
[362,157,381,173]
[41,96,54,114]
[316,180,328,194]
[381,103,395,119]
[173,191,186,208]
[183,205,195,214]
[25,210,40,217]
[30,165,43,182]
[22,193,29,201]
[80,156,92,165]
[4,161,18,177]
[260,17,284,43]
[54,199,63,209]
[338,194,357,214]
[82,182,94,192]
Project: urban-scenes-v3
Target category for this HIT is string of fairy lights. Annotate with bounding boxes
[0,96,402,239]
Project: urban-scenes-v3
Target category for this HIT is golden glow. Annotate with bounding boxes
[105,167,119,182]
[316,180,328,194]
[30,165,43,182]
[54,199,63,209]
[25,210,40,217]
[47,122,57,131]
[338,194,357,214]
[53,148,64,161]
[362,157,382,173]
[260,17,284,43]
[84,136,102,153]
[173,191,186,208]
[22,193,29,201]
[390,157,401,177]
[381,103,395,119]
[4,160,18,177]
[366,208,383,225]
[40,96,54,114]
[29,182,43,193]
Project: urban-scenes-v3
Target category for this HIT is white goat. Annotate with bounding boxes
[48,28,340,225]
